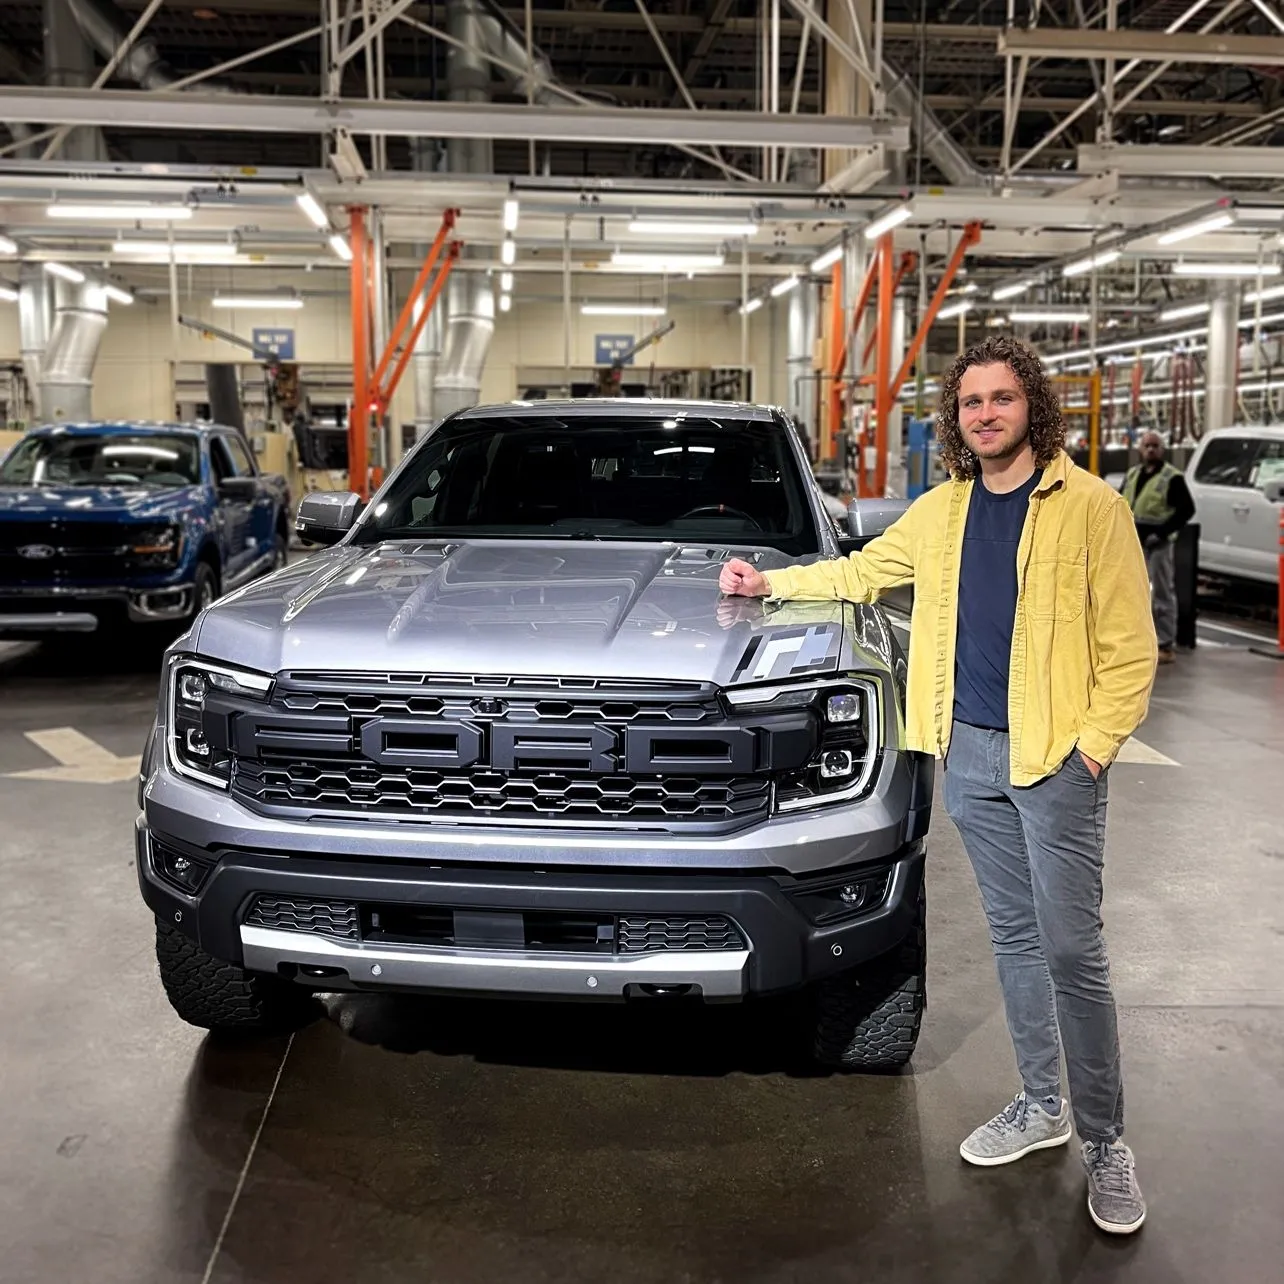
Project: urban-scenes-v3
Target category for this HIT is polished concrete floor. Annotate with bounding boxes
[0,631,1281,1284]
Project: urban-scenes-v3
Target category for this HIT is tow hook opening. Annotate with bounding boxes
[633,983,697,999]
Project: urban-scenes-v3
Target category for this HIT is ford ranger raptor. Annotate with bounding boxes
[136,400,931,1069]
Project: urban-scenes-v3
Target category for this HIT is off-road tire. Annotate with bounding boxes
[155,921,319,1033]
[811,886,926,1070]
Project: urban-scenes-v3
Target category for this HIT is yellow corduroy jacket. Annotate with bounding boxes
[765,451,1158,786]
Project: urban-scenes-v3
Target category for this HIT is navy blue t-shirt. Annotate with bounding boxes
[953,470,1042,731]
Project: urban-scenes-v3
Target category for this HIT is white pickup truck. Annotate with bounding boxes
[1185,426,1284,586]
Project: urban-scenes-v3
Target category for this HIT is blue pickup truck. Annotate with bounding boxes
[0,422,290,638]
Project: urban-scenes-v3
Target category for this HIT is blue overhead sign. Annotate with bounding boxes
[251,327,295,360]
[594,333,635,366]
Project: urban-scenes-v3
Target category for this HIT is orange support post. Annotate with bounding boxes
[839,256,879,373]
[348,206,370,501]
[872,234,895,498]
[863,252,917,368]
[887,221,982,406]
[370,209,457,396]
[825,259,844,463]
[379,243,460,413]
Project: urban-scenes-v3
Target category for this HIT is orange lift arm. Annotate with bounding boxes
[348,205,370,501]
[378,242,460,414]
[862,251,917,368]
[370,209,458,396]
[887,221,982,404]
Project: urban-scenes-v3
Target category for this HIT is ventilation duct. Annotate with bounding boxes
[64,0,179,89]
[431,0,497,417]
[40,279,109,424]
[19,264,54,422]
[882,64,984,187]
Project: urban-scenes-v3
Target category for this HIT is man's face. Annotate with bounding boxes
[1140,433,1164,464]
[957,362,1031,462]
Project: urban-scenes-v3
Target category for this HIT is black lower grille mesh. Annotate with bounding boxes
[244,895,359,940]
[618,915,745,953]
[233,758,770,827]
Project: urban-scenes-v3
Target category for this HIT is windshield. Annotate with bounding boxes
[0,432,201,488]
[352,412,820,555]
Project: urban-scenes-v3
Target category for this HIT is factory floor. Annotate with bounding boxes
[0,630,1280,1284]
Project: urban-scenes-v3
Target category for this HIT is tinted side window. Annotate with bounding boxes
[210,438,237,483]
[222,435,256,476]
[1193,437,1257,487]
[1250,439,1284,489]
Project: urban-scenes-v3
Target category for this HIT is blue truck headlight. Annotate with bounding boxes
[167,657,273,788]
[130,523,184,568]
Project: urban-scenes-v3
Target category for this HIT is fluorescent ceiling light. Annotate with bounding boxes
[500,271,513,293]
[503,198,519,233]
[0,234,16,255]
[1157,213,1235,245]
[212,296,304,310]
[581,303,667,316]
[985,315,1007,327]
[328,233,353,261]
[863,203,913,241]
[937,300,973,321]
[809,244,844,273]
[1009,309,1091,323]
[47,203,192,221]
[113,240,239,257]
[501,235,516,266]
[992,281,1032,301]
[43,261,86,283]
[1235,206,1284,223]
[499,293,512,313]
[1157,124,1184,139]
[627,219,757,237]
[295,191,328,228]
[1159,301,1210,322]
[103,285,133,305]
[1172,261,1282,277]
[770,275,800,298]
[1063,249,1121,278]
[1246,283,1284,304]
[950,282,979,296]
[610,251,724,271]
[0,286,18,302]
[740,297,764,315]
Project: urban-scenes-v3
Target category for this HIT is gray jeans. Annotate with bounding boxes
[1145,538,1177,649]
[944,721,1124,1144]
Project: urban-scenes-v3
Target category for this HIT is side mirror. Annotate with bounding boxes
[839,497,911,553]
[296,491,362,546]
[1261,478,1284,504]
[217,476,258,503]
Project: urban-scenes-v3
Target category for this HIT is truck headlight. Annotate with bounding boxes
[726,677,879,813]
[167,657,273,788]
[130,522,184,568]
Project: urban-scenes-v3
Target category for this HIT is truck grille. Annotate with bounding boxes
[244,895,359,940]
[219,672,796,831]
[233,758,770,825]
[0,520,166,585]
[618,916,744,953]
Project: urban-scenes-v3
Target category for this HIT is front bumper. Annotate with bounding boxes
[136,822,926,1000]
[0,582,195,633]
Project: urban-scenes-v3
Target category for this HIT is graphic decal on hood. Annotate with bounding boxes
[731,622,841,683]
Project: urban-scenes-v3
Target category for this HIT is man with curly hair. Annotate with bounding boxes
[720,335,1156,1234]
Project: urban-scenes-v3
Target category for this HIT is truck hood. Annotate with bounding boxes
[0,484,202,521]
[195,539,883,686]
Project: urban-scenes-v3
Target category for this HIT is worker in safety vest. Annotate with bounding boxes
[1121,432,1196,664]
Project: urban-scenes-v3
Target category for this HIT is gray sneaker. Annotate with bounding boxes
[959,1092,1072,1167]
[1083,1141,1147,1234]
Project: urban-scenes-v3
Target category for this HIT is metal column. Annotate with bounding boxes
[1205,280,1241,435]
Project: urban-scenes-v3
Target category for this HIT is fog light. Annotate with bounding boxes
[826,692,862,723]
[819,749,856,779]
[839,884,865,907]
[184,727,211,759]
[153,842,212,893]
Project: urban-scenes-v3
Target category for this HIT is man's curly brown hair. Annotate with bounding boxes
[936,335,1066,481]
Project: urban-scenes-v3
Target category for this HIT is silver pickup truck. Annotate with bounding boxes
[136,400,932,1069]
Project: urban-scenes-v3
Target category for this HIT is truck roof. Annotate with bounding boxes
[453,398,777,423]
[23,421,230,437]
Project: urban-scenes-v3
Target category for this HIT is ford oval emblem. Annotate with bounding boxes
[17,544,56,560]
